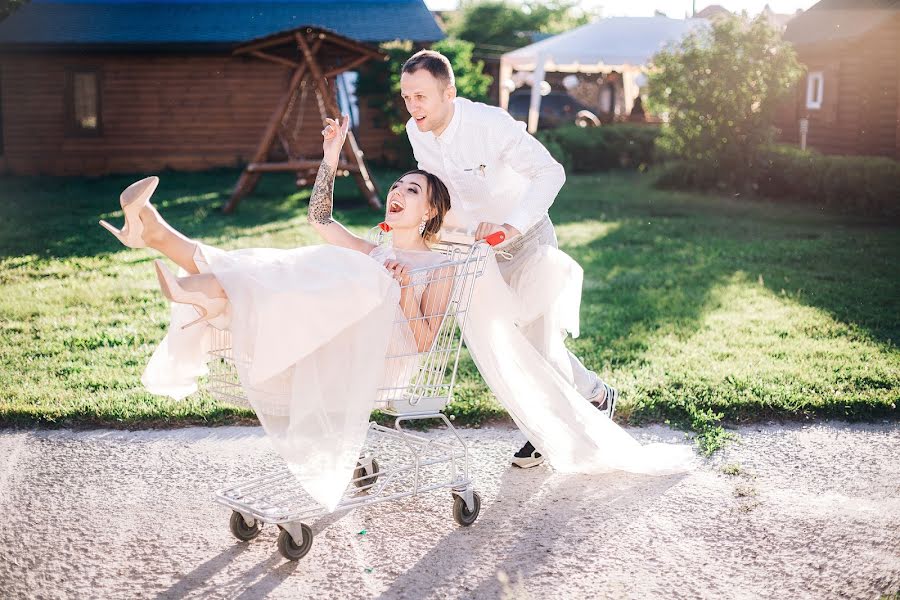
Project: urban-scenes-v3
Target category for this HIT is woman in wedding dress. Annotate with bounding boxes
[100,115,456,509]
[100,115,452,347]
[100,116,694,510]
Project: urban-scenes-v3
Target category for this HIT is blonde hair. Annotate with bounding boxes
[401,50,455,88]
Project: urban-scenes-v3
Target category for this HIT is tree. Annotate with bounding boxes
[647,15,802,188]
[435,38,492,104]
[1,0,29,22]
[446,0,592,53]
[355,38,493,167]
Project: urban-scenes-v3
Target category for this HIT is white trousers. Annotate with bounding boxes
[495,216,602,400]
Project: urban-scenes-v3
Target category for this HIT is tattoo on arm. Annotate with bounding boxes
[308,162,335,225]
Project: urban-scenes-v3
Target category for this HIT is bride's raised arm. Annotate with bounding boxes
[306,115,375,254]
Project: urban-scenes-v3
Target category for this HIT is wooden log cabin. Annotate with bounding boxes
[0,0,443,176]
[776,0,900,159]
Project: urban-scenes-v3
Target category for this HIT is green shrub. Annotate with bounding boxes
[538,124,660,173]
[757,145,900,217]
[659,145,900,218]
[647,15,801,185]
[653,160,719,191]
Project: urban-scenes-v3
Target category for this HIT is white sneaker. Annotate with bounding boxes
[511,441,544,468]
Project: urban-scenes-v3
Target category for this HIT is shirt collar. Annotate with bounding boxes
[433,98,462,144]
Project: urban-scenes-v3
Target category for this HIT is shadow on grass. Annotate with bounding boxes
[552,171,899,349]
[547,172,898,438]
[0,168,396,260]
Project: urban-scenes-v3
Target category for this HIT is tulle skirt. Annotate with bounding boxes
[142,243,399,510]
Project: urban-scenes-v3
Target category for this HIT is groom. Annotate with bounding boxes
[400,50,618,468]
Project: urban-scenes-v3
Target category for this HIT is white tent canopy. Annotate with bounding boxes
[500,16,708,132]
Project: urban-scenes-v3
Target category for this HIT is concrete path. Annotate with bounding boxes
[1,421,898,599]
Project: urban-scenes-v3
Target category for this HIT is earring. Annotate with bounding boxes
[418,216,428,236]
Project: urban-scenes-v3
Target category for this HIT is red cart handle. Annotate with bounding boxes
[485,230,506,246]
[378,222,504,246]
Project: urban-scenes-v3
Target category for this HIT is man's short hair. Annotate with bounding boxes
[401,50,455,88]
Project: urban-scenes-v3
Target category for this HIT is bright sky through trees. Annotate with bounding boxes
[425,0,819,18]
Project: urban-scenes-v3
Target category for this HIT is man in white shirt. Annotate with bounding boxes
[400,50,619,469]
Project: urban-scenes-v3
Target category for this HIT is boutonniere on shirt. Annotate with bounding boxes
[465,164,487,178]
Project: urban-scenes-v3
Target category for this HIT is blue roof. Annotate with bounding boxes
[0,0,444,46]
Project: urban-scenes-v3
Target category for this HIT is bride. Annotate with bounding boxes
[100,115,457,509]
[100,116,695,510]
[100,115,453,347]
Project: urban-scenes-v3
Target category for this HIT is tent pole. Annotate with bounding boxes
[499,58,513,111]
[527,56,545,134]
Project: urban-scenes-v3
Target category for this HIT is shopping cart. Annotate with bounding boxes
[206,231,495,561]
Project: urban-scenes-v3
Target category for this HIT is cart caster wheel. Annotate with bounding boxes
[229,511,261,541]
[353,458,380,490]
[277,523,313,561]
[452,491,481,527]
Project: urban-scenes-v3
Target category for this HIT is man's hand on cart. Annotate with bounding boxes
[383,260,412,286]
[474,222,520,246]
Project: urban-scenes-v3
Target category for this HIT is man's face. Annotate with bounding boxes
[400,68,456,133]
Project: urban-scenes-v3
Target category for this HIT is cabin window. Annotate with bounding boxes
[66,68,102,136]
[806,71,824,110]
[336,71,359,129]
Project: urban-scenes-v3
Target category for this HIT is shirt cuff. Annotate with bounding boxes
[504,211,537,235]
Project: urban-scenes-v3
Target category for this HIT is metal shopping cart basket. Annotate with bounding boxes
[206,232,493,561]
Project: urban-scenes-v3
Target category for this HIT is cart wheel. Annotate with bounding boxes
[277,523,313,561]
[452,491,482,527]
[353,458,380,490]
[229,511,261,541]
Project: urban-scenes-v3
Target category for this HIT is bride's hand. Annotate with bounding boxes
[322,115,350,161]
[383,260,411,287]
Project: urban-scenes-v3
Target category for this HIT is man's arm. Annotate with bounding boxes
[492,109,566,234]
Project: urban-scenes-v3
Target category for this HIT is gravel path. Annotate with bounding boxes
[2,421,898,599]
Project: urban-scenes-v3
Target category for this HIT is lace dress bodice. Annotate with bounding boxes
[367,243,452,400]
[367,244,449,295]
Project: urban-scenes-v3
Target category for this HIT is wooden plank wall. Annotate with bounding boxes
[858,13,900,159]
[776,14,899,160]
[0,51,396,176]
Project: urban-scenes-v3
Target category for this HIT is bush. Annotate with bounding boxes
[537,124,660,173]
[653,160,719,191]
[657,145,900,218]
[647,15,801,186]
[757,145,900,218]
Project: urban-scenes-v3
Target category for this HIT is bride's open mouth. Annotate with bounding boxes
[387,198,405,215]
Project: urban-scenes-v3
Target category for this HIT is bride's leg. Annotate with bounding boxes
[176,272,227,300]
[140,204,203,274]
[153,260,229,329]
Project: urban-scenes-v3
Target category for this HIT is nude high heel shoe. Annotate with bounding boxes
[99,176,160,248]
[154,260,228,330]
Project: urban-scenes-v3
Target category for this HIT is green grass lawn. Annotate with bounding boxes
[1,168,897,451]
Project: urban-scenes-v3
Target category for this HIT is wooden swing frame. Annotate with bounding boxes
[225,26,385,213]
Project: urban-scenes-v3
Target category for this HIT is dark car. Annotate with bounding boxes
[507,91,600,130]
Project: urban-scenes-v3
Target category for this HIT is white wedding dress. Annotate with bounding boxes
[142,242,449,510]
[142,239,694,511]
[464,248,696,475]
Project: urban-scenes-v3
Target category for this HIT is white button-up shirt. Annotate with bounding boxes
[406,97,565,234]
